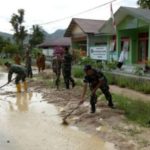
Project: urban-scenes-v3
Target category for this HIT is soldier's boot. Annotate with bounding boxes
[23,81,28,92]
[70,78,76,88]
[16,83,21,93]
[90,94,97,113]
[65,79,70,89]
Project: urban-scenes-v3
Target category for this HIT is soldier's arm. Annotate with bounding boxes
[8,69,13,83]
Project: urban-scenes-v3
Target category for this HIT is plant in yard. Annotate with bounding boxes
[72,65,84,78]
[133,66,144,76]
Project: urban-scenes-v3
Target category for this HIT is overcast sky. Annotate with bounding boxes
[0,0,138,34]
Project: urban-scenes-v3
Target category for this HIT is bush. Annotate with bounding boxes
[72,65,84,78]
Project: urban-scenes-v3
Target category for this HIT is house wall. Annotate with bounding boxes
[116,16,150,65]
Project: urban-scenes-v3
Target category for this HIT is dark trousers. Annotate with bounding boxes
[15,74,26,84]
[117,62,123,69]
[27,66,33,78]
[90,85,113,112]
[63,69,75,89]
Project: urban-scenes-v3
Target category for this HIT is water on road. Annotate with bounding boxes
[0,72,116,150]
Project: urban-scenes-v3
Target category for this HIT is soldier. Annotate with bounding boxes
[52,55,62,89]
[4,62,27,93]
[40,54,46,72]
[80,65,114,113]
[25,51,33,78]
[36,52,42,73]
[62,48,75,89]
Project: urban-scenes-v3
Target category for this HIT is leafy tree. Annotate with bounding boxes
[0,36,10,53]
[137,0,150,9]
[3,43,19,54]
[29,25,44,48]
[10,9,28,51]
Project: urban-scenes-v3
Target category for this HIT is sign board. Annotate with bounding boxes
[90,46,107,60]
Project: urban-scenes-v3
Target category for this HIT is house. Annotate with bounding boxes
[64,18,108,60]
[100,6,150,65]
[38,37,71,61]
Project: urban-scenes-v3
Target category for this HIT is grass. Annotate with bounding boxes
[104,72,150,94]
[111,93,150,127]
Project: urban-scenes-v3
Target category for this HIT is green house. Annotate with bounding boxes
[100,6,150,65]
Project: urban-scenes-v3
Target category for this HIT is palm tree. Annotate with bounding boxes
[10,9,27,52]
[29,25,44,48]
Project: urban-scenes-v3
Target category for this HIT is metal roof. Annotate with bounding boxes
[38,37,71,48]
[64,18,105,37]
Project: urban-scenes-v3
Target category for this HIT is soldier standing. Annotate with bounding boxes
[80,65,114,113]
[25,51,33,78]
[52,55,62,89]
[62,48,75,89]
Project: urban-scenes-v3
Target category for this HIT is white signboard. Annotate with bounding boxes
[90,46,107,60]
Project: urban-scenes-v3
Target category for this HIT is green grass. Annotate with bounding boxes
[112,93,150,127]
[104,72,150,94]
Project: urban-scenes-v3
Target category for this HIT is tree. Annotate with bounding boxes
[29,25,45,48]
[10,9,28,52]
[137,0,150,9]
[3,43,19,54]
[0,36,10,53]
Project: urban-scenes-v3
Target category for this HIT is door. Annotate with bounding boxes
[138,40,148,63]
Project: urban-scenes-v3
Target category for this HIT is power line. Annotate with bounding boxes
[36,0,118,26]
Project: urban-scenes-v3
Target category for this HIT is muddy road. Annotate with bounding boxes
[0,72,116,150]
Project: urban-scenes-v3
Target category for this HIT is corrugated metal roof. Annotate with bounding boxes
[64,18,105,37]
[38,37,71,48]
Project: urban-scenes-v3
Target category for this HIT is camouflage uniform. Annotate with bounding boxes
[7,64,27,92]
[62,50,75,89]
[25,53,33,78]
[8,64,27,84]
[52,56,62,89]
[84,69,114,113]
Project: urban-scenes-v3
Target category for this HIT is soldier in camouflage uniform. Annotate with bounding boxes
[5,62,27,93]
[80,65,114,113]
[52,55,62,89]
[25,51,33,78]
[62,48,75,89]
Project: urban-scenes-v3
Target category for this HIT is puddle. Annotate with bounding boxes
[0,72,116,150]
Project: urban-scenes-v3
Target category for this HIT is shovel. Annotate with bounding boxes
[0,78,15,89]
[0,82,10,89]
[62,103,81,126]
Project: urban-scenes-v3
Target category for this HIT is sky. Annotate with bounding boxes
[0,0,138,34]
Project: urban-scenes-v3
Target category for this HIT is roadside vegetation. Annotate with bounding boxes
[107,94,150,127]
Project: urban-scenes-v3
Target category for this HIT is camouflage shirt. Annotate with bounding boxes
[8,64,27,82]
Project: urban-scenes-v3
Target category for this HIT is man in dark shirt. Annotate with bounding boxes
[62,48,75,89]
[5,62,27,93]
[80,65,114,113]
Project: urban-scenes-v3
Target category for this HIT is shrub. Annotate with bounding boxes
[72,65,84,78]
